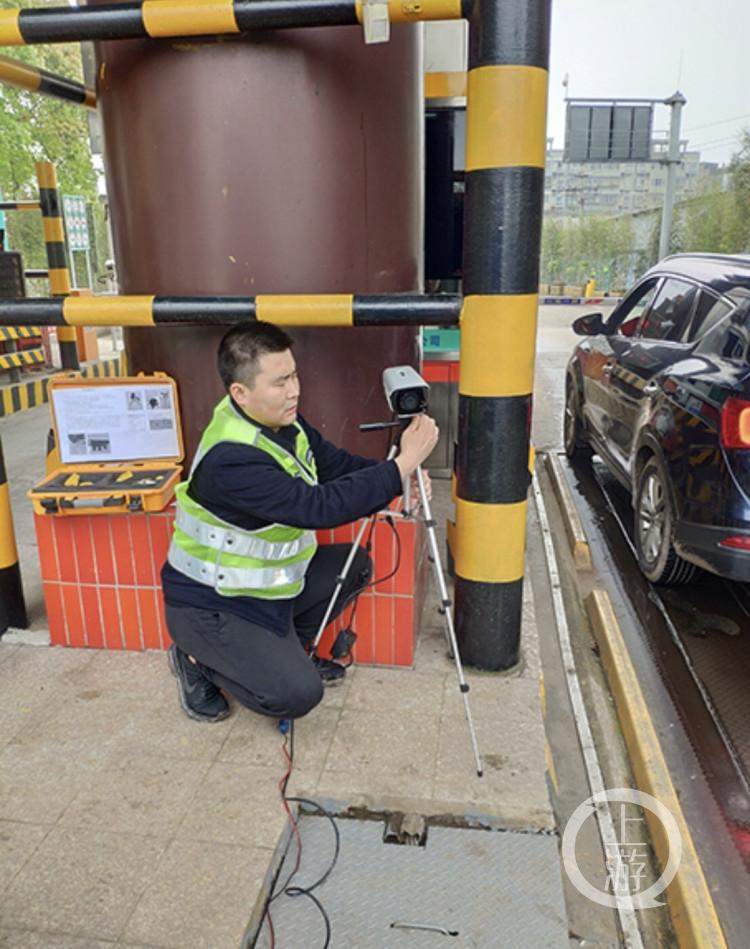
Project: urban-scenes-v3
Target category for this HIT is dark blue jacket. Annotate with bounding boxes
[161,406,402,633]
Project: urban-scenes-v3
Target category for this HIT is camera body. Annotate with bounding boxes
[382,366,430,419]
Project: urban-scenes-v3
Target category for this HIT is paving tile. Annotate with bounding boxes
[0,643,20,666]
[0,646,96,744]
[343,666,446,717]
[0,741,103,824]
[175,762,289,851]
[0,822,49,894]
[122,838,269,949]
[0,931,115,948]
[82,649,172,696]
[320,708,440,801]
[59,754,211,837]
[1,826,168,941]
[113,687,236,764]
[219,704,340,785]
[412,627,457,675]
[433,677,553,829]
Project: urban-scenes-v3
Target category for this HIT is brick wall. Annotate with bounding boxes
[36,506,428,667]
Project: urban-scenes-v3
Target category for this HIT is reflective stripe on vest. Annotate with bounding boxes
[167,397,318,599]
[167,542,311,595]
[172,502,316,561]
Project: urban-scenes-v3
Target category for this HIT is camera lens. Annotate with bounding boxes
[398,390,420,413]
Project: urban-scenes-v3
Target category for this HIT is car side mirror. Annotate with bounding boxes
[572,312,605,336]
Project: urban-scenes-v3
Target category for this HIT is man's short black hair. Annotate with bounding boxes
[217,322,293,390]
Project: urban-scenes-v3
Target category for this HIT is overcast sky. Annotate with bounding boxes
[547,0,750,165]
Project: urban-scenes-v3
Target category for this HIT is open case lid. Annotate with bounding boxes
[48,372,184,466]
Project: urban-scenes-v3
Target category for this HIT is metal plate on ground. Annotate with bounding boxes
[254,816,568,948]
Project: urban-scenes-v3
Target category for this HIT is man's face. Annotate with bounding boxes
[230,349,300,431]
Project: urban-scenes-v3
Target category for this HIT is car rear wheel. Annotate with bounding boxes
[563,376,592,462]
[635,457,697,585]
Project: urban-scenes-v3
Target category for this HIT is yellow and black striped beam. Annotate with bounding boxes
[0,293,461,327]
[0,54,96,107]
[0,0,461,46]
[454,0,551,671]
[0,200,40,211]
[0,434,27,633]
[34,161,79,371]
[0,347,45,370]
[0,326,41,341]
[1,374,49,418]
[0,353,126,419]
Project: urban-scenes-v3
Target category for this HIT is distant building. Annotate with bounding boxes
[544,140,721,219]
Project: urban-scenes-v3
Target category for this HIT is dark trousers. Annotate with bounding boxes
[165,544,371,720]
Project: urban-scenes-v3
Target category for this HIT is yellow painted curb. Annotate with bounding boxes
[545,453,591,571]
[585,589,727,949]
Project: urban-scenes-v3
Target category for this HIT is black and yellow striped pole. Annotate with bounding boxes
[0,293,461,327]
[0,201,40,212]
[455,0,551,670]
[0,433,27,633]
[0,0,461,45]
[0,54,96,107]
[35,161,79,370]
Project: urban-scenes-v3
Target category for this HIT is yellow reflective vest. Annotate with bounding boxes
[167,397,318,599]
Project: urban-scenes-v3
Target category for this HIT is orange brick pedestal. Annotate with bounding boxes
[35,508,428,667]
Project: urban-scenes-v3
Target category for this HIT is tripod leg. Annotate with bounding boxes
[415,466,483,777]
[311,517,371,653]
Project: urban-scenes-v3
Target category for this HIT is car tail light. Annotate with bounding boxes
[721,398,750,449]
[718,536,750,550]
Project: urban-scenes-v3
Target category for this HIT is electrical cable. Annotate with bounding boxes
[261,721,341,949]
[685,112,750,133]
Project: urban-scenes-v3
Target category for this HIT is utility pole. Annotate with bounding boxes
[658,91,686,260]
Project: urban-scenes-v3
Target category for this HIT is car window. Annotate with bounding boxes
[639,278,698,342]
[608,279,660,338]
[714,323,749,364]
[696,300,750,364]
[688,291,731,342]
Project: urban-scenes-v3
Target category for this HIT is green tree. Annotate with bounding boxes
[0,0,102,281]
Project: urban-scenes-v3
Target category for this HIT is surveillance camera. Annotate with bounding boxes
[382,365,429,418]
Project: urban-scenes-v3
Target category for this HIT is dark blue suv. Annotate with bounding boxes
[565,254,750,584]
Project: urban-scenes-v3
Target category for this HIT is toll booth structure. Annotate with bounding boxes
[0,0,552,673]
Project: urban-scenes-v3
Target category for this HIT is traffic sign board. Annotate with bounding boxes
[62,194,90,251]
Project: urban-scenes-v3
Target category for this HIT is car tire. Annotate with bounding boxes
[563,376,592,462]
[634,456,697,585]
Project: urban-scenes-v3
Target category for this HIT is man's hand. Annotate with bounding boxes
[395,415,439,480]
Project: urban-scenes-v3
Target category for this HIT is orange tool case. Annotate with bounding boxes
[29,373,183,516]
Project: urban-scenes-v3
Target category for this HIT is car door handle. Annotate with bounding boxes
[643,381,659,395]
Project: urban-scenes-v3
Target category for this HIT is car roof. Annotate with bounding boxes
[645,253,750,298]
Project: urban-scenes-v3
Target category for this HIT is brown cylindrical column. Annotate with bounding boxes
[95,25,423,460]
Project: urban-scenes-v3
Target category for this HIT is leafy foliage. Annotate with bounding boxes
[0,0,104,282]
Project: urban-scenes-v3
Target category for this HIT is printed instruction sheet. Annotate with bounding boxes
[53,384,180,463]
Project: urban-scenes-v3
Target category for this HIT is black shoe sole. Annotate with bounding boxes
[167,647,231,724]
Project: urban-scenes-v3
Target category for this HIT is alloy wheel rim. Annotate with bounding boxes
[638,471,666,563]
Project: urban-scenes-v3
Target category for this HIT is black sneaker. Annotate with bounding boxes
[312,655,347,686]
[167,645,230,723]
